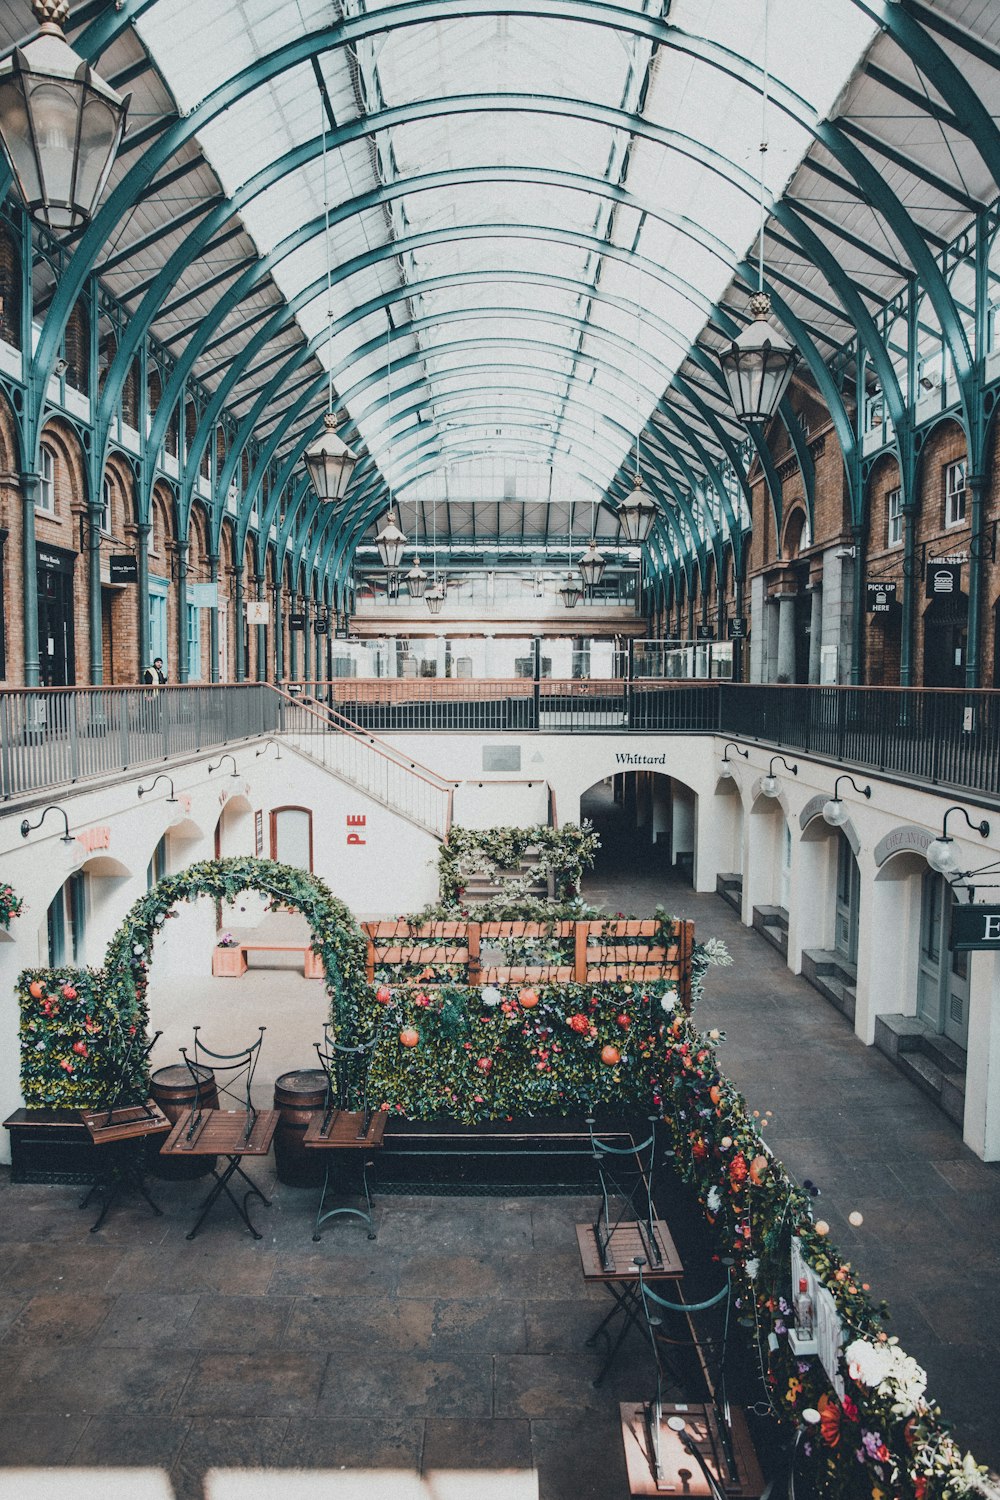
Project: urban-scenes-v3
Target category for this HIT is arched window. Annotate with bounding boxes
[270,806,313,870]
[37,445,56,515]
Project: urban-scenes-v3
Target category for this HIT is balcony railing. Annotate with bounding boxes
[2,681,998,811]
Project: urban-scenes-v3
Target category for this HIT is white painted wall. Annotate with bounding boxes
[452,779,549,828]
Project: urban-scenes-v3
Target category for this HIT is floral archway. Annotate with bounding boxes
[18,856,367,1108]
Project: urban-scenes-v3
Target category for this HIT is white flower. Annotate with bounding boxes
[744,1258,760,1280]
[706,1186,722,1213]
[660,988,678,1014]
[481,986,502,1008]
[844,1339,927,1416]
[132,943,144,956]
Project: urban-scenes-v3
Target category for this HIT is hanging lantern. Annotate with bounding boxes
[578,539,606,590]
[0,0,130,235]
[559,573,583,608]
[305,414,358,502]
[375,510,407,570]
[720,291,798,425]
[617,473,660,544]
[425,582,445,615]
[405,555,428,599]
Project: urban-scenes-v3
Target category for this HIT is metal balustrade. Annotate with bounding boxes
[2,680,999,814]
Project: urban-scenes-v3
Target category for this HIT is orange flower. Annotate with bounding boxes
[817,1394,841,1448]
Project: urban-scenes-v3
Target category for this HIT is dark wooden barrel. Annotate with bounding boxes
[149,1063,219,1179]
[274,1069,328,1186]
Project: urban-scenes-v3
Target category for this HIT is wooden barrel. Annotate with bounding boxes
[273,1069,328,1186]
[149,1063,219,1179]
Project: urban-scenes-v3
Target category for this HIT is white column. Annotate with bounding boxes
[775,593,796,682]
[963,950,1000,1160]
[808,586,823,684]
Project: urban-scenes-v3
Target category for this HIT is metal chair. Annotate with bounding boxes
[79,1028,170,1232]
[305,1023,386,1241]
[587,1114,664,1272]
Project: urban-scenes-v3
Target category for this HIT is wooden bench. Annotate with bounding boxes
[212,943,324,979]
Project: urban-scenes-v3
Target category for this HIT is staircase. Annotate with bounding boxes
[273,688,453,840]
[716,872,743,916]
[752,904,788,959]
[801,948,857,1023]
[460,850,555,906]
[874,1015,967,1126]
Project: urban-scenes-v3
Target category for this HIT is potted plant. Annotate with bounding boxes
[212,932,247,978]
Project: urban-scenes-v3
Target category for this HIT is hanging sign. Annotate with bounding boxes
[866,580,897,613]
[696,625,715,641]
[727,616,748,640]
[926,562,962,599]
[335,625,349,640]
[313,612,330,636]
[109,554,138,584]
[951,904,1000,952]
[189,582,218,608]
[245,601,270,625]
[289,613,305,632]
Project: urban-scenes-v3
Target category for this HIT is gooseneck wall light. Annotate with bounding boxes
[208,753,239,778]
[20,803,74,842]
[925,806,991,876]
[760,754,797,799]
[137,774,179,803]
[0,0,130,235]
[822,774,871,827]
[718,742,749,779]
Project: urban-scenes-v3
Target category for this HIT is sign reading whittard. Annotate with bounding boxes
[615,751,667,766]
[951,904,1000,952]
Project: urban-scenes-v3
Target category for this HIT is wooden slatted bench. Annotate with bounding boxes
[212,943,324,979]
[362,917,694,1007]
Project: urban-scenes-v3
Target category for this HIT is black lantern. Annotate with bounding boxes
[375,509,407,570]
[304,413,358,503]
[720,291,798,425]
[577,539,606,590]
[0,0,129,235]
[405,555,428,599]
[617,473,660,544]
[559,573,582,608]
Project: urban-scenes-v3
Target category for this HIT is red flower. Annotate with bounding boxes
[817,1396,841,1448]
[567,1013,590,1034]
[840,1393,858,1423]
[729,1153,748,1187]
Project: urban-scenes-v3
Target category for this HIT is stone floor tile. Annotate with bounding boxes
[70,1417,191,1470]
[2,1291,115,1345]
[314,1351,493,1419]
[495,1352,625,1419]
[180,1293,296,1351]
[107,1241,277,1296]
[394,1251,508,1299]
[531,1414,631,1500]
[422,1417,533,1471]
[283,1292,436,1350]
[170,1417,290,1500]
[176,1351,328,1417]
[96,1292,199,1346]
[0,1242,127,1295]
[4,1345,194,1416]
[279,1416,423,1470]
[0,1413,88,1465]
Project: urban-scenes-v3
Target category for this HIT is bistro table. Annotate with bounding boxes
[577,1217,684,1386]
[79,1100,172,1232]
[159,1107,279,1240]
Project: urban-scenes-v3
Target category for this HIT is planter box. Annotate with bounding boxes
[212,946,248,977]
[303,949,324,980]
[4,1108,100,1184]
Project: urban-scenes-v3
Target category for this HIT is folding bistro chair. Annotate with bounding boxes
[159,1025,279,1240]
[79,1028,171,1231]
[304,1022,387,1241]
[588,1113,665,1273]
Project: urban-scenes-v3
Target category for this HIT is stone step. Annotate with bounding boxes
[754,904,788,932]
[761,921,788,957]
[898,1049,945,1100]
[921,1033,967,1076]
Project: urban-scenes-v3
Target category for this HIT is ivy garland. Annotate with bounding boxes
[438,822,601,905]
[0,882,24,929]
[18,856,368,1109]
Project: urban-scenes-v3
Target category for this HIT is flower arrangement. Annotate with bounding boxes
[17,966,145,1107]
[217,932,237,948]
[437,822,600,906]
[0,882,24,929]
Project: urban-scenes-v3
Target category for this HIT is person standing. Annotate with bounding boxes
[143,657,167,687]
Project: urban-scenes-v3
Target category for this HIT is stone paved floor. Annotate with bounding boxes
[581,780,1000,1472]
[2,785,999,1497]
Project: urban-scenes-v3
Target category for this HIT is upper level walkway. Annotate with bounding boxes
[2,681,998,813]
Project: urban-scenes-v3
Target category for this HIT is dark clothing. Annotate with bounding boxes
[143,665,167,686]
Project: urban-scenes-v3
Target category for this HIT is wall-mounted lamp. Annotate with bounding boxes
[926,806,990,876]
[206,756,238,780]
[20,804,74,842]
[718,742,749,780]
[822,774,871,828]
[255,739,282,762]
[760,755,798,799]
[137,773,178,803]
[53,356,68,377]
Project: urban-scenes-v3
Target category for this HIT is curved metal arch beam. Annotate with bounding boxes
[32,0,920,459]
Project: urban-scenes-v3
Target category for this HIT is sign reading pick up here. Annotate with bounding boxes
[951,904,1000,951]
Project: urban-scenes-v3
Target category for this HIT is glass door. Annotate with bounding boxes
[917,871,970,1048]
[834,832,860,964]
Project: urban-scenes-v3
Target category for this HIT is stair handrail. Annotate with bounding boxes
[270,686,454,840]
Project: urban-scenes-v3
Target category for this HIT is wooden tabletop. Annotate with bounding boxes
[81,1102,171,1145]
[619,1401,764,1497]
[576,1219,683,1281]
[304,1109,389,1150]
[160,1108,280,1158]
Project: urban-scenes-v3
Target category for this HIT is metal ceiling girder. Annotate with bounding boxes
[838,118,984,215]
[20,0,876,461]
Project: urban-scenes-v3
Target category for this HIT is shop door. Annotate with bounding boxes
[834,832,860,964]
[37,552,75,686]
[923,596,967,688]
[917,871,970,1048]
[270,806,313,871]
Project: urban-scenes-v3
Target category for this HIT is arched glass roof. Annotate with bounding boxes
[5,0,1000,579]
